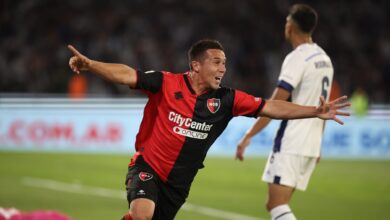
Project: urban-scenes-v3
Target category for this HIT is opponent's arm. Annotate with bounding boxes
[68,45,137,88]
[259,95,350,124]
[236,88,290,161]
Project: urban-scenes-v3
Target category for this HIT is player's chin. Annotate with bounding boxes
[211,83,220,90]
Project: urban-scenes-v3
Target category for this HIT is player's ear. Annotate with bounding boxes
[290,19,301,35]
[191,60,200,73]
[285,22,292,36]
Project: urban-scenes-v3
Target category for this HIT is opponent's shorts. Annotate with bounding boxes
[262,152,317,191]
[125,156,189,220]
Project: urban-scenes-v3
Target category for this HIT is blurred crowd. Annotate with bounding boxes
[1,0,389,103]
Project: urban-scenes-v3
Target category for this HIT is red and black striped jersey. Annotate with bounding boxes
[130,71,266,188]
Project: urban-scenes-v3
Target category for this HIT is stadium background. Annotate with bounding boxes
[1,0,389,220]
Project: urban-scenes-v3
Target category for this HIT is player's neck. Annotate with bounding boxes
[188,71,210,95]
[291,35,313,49]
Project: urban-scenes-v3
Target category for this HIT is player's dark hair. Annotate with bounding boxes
[289,4,318,34]
[188,39,224,69]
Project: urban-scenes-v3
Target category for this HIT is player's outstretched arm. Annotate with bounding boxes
[260,96,351,124]
[67,45,137,88]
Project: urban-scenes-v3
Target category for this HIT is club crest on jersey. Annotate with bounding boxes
[139,172,153,181]
[207,98,221,113]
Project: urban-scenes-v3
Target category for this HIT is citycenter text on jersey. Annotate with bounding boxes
[168,111,213,140]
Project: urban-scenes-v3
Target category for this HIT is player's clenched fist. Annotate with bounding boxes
[67,45,91,74]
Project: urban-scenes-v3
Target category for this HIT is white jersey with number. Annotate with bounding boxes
[274,43,333,157]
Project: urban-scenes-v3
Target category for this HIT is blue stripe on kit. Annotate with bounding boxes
[305,52,323,61]
[273,96,291,152]
[277,80,294,93]
[273,119,288,152]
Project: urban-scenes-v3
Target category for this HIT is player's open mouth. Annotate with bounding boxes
[215,76,222,81]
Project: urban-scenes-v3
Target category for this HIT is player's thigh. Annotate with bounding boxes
[125,165,159,217]
[153,184,189,220]
[262,152,300,188]
[130,198,155,219]
[296,156,317,190]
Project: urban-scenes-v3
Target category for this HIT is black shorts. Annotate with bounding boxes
[125,156,190,220]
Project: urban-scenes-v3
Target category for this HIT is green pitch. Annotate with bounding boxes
[0,152,389,220]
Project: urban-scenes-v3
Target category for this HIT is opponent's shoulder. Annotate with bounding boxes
[284,47,305,65]
[297,43,330,60]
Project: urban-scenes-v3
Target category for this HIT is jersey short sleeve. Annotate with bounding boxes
[278,52,306,92]
[135,70,163,93]
[232,90,266,117]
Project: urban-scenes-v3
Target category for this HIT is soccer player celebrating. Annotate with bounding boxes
[236,4,335,220]
[68,38,349,220]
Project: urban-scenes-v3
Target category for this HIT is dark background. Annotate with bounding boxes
[1,0,389,103]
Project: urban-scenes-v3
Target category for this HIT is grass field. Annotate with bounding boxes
[0,152,389,220]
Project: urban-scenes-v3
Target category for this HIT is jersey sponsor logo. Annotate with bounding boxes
[207,98,221,113]
[168,112,213,131]
[139,172,153,181]
[168,111,213,139]
[173,126,208,139]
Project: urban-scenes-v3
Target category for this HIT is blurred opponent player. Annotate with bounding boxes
[236,4,334,220]
[68,38,348,220]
